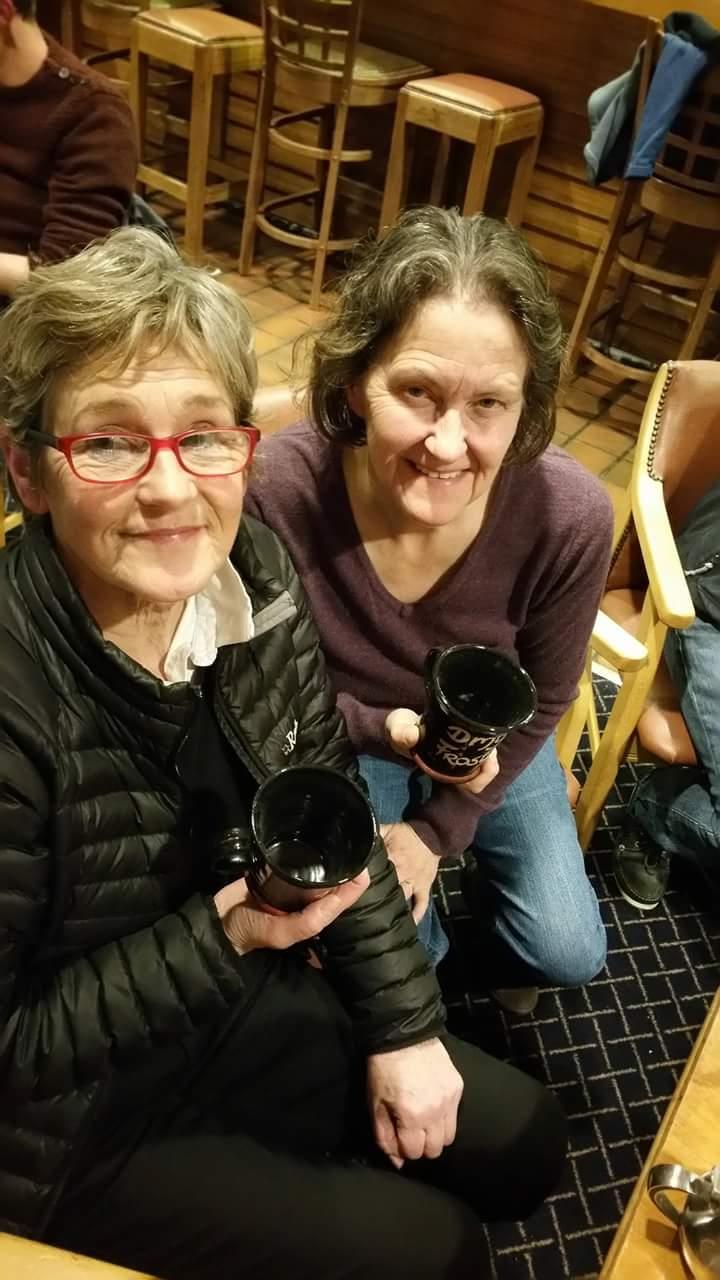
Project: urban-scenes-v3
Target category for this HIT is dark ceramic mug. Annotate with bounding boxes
[212,765,377,913]
[412,644,538,782]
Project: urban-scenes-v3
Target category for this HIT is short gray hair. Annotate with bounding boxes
[308,206,564,465]
[0,227,257,447]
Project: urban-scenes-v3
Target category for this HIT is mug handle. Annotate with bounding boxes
[212,828,257,882]
[647,1163,697,1226]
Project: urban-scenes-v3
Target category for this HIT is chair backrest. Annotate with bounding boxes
[608,360,720,591]
[655,63,720,196]
[264,0,363,83]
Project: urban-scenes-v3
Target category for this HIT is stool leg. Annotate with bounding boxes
[506,122,542,226]
[310,99,350,307]
[677,239,720,360]
[462,118,500,215]
[380,92,411,232]
[314,107,334,230]
[129,32,149,197]
[185,49,215,263]
[429,133,451,207]
[566,180,638,378]
[238,60,276,277]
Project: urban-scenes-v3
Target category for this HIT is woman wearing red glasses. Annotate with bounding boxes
[0,229,565,1280]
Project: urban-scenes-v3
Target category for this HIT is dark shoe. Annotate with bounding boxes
[491,986,539,1015]
[613,824,671,910]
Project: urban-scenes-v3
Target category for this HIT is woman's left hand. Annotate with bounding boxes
[385,708,499,796]
[367,1038,464,1169]
[381,821,439,923]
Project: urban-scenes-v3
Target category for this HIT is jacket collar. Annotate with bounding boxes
[14,517,289,743]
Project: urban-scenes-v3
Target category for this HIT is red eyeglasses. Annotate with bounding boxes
[24,426,261,484]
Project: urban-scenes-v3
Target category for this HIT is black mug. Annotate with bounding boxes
[413,644,537,782]
[212,766,377,913]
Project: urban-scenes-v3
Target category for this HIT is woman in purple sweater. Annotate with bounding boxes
[246,208,614,1014]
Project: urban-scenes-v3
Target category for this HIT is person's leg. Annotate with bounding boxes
[49,977,565,1280]
[50,1129,491,1280]
[424,1032,567,1221]
[358,754,449,966]
[630,619,720,874]
[469,737,607,987]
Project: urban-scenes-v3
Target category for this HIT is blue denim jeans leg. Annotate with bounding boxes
[359,736,607,987]
[629,617,720,894]
[358,755,450,967]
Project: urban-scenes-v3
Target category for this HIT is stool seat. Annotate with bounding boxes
[137,7,263,46]
[405,73,540,114]
[381,69,543,230]
[130,6,264,260]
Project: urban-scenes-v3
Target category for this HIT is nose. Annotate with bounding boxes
[136,444,197,504]
[425,409,467,462]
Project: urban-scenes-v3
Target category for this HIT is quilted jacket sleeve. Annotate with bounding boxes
[0,713,256,1101]
[274,535,447,1054]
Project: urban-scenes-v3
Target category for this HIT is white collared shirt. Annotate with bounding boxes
[161,560,255,685]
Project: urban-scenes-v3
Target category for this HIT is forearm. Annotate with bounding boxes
[1,893,250,1100]
[0,253,30,296]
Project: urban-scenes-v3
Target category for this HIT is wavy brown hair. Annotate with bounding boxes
[307,206,565,466]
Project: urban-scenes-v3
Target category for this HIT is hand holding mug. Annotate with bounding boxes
[212,765,378,913]
[385,708,499,795]
[413,645,537,783]
[215,870,370,956]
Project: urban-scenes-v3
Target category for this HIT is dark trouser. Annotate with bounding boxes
[47,953,566,1280]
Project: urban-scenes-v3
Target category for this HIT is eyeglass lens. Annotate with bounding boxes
[70,431,252,481]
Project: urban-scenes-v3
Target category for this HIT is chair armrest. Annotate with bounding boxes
[631,363,695,630]
[633,466,695,629]
[591,609,648,671]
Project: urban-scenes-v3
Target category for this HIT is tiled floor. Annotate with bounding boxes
[207,236,647,522]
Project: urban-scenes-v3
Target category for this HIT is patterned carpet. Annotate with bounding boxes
[436,680,720,1279]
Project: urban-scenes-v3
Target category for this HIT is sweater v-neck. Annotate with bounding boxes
[332,447,512,619]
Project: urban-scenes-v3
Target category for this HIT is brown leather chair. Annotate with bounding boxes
[574,360,720,848]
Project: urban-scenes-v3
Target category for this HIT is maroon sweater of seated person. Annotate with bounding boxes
[244,422,614,858]
[0,33,136,265]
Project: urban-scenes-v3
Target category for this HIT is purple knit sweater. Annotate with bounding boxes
[244,423,613,858]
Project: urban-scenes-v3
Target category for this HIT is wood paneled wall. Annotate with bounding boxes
[226,0,659,329]
[45,0,714,359]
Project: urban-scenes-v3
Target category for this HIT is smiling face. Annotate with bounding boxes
[8,347,248,618]
[347,295,528,531]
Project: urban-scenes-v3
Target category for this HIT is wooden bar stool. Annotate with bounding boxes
[381,73,543,230]
[238,0,432,308]
[567,64,720,388]
[130,7,264,262]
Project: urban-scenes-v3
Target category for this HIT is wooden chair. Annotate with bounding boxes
[130,7,264,262]
[238,0,431,308]
[567,62,720,388]
[574,360,720,848]
[380,73,543,230]
[0,1232,154,1278]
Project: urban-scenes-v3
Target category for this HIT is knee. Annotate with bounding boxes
[508,1085,568,1220]
[532,918,607,988]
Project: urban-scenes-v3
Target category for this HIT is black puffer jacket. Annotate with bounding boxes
[0,517,444,1239]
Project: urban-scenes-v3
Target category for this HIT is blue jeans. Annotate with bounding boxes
[359,737,607,986]
[630,617,720,892]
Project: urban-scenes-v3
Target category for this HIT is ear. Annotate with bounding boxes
[4,443,49,514]
[345,382,367,421]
